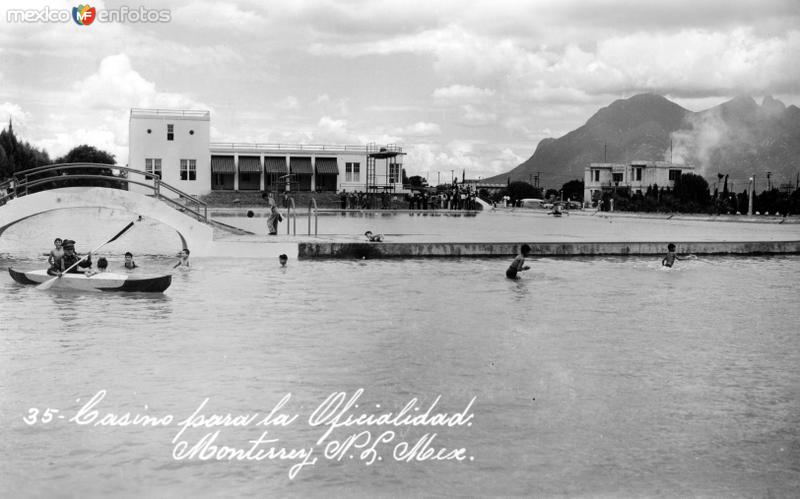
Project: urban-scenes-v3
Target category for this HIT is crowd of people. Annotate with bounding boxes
[45,237,190,276]
[337,184,481,211]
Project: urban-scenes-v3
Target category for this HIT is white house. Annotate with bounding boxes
[583,161,695,206]
[128,108,405,198]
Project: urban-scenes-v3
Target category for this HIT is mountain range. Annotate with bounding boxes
[486,93,800,191]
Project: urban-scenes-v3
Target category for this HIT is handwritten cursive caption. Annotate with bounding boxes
[23,388,476,479]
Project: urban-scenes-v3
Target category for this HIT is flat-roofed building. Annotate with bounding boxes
[128,108,405,198]
[128,109,211,197]
[584,160,694,206]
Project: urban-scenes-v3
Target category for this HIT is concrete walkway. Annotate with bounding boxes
[207,210,800,259]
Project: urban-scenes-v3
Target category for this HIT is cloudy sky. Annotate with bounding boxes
[2,0,799,182]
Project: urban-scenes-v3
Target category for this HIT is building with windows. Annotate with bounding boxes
[128,108,405,198]
[583,161,695,205]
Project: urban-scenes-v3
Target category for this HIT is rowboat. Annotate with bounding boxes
[8,268,172,293]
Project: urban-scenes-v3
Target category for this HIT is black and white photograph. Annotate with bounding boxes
[1,0,799,496]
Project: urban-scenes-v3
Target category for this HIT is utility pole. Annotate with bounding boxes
[604,142,607,163]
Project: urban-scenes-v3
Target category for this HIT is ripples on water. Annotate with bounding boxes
[1,215,799,497]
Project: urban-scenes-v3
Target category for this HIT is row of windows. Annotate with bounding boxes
[591,168,678,183]
[145,158,197,181]
[146,159,399,184]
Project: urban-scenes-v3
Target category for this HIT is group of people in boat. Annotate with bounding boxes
[46,237,191,276]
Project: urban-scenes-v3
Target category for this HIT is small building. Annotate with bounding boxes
[583,161,694,206]
[128,108,404,198]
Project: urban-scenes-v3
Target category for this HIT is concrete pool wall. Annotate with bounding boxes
[296,240,800,259]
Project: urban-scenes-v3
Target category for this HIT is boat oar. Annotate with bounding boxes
[37,221,136,290]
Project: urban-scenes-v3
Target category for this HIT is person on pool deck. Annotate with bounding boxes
[123,251,138,269]
[48,238,64,270]
[661,243,695,267]
[267,204,283,235]
[506,244,531,279]
[279,254,288,267]
[173,248,190,269]
[86,257,108,277]
[54,239,92,275]
[364,230,384,242]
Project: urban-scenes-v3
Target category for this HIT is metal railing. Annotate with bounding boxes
[286,197,297,236]
[308,198,318,236]
[1,163,208,222]
[130,108,210,119]
[210,142,376,153]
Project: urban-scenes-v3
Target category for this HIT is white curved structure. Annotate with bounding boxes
[0,187,215,256]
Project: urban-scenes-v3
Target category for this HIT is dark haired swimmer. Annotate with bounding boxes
[364,231,384,242]
[661,243,695,267]
[173,248,190,269]
[506,244,531,279]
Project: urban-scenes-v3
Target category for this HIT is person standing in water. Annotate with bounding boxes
[661,243,695,267]
[506,244,531,279]
[267,204,283,235]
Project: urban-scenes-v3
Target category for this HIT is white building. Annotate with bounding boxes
[128,108,404,198]
[583,160,695,206]
[128,109,211,197]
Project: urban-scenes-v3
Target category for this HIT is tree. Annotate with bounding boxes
[48,145,121,191]
[0,120,50,178]
[561,179,584,201]
[673,173,710,207]
[502,181,542,204]
[406,175,428,188]
[54,144,115,164]
[0,145,10,179]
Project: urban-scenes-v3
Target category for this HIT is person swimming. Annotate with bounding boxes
[662,243,696,267]
[506,244,532,279]
[364,231,384,242]
[173,248,190,269]
[123,251,138,269]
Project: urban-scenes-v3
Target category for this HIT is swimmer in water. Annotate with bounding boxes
[661,243,695,267]
[506,244,531,279]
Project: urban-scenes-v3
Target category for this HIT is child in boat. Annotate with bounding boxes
[48,238,64,270]
[279,254,288,267]
[87,257,108,277]
[364,231,384,242]
[661,243,696,267]
[123,251,138,269]
[506,244,531,279]
[173,248,190,269]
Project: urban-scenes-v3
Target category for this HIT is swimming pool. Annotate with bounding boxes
[214,208,800,243]
[1,246,798,496]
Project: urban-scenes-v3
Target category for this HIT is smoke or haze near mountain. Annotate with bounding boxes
[488,94,800,191]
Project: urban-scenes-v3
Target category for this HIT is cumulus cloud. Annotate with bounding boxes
[0,102,32,131]
[393,122,442,137]
[432,85,495,102]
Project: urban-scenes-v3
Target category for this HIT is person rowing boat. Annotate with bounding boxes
[48,239,92,276]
